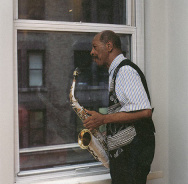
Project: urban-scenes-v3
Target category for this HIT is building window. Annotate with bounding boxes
[28,51,44,87]
[29,110,46,147]
[19,109,46,149]
[15,0,145,181]
[74,50,109,86]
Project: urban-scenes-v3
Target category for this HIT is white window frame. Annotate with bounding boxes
[14,0,145,183]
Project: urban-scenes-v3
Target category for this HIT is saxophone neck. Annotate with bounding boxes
[70,68,81,103]
[73,67,81,77]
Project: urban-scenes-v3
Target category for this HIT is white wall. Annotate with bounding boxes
[0,0,14,184]
[168,0,188,184]
[145,0,188,184]
[145,0,169,184]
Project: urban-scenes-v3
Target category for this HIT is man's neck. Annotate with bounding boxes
[107,50,122,69]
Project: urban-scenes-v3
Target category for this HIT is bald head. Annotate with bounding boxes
[98,30,122,50]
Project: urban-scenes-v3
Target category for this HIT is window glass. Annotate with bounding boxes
[29,53,43,69]
[29,70,43,86]
[18,0,127,25]
[29,52,44,87]
[18,30,131,171]
[29,111,45,146]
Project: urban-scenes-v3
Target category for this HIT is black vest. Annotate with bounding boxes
[107,59,155,136]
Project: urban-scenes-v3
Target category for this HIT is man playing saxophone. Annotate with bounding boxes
[83,30,155,184]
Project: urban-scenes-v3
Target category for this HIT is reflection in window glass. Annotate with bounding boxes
[18,31,131,170]
[29,52,43,87]
[18,0,127,25]
[29,111,45,147]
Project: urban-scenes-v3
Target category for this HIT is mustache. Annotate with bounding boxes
[92,56,99,60]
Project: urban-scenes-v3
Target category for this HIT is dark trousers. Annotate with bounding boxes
[109,133,155,184]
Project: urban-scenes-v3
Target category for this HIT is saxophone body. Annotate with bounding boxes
[70,68,109,168]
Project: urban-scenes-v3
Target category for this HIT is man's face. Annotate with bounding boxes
[90,34,109,67]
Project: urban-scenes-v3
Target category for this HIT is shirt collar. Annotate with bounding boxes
[108,54,126,75]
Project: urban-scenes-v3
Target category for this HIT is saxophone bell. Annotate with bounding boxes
[78,129,92,149]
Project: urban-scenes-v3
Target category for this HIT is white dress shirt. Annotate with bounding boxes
[108,54,151,112]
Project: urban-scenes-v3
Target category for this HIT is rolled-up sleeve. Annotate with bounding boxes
[115,66,151,112]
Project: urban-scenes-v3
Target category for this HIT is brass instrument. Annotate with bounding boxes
[69,68,109,168]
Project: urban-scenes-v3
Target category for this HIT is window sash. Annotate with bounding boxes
[14,22,136,177]
[15,19,137,64]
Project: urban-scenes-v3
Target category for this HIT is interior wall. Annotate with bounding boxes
[0,0,14,184]
[144,0,169,183]
[168,0,188,184]
[145,0,188,184]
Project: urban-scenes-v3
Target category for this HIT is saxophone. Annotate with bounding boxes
[69,68,109,168]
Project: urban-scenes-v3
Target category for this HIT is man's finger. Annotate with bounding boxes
[83,115,93,123]
[85,109,95,115]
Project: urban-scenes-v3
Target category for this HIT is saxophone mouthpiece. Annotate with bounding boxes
[73,67,81,76]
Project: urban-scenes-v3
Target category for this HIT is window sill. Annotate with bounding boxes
[18,87,48,92]
[16,163,109,184]
[76,85,108,90]
[15,170,163,184]
[16,173,111,184]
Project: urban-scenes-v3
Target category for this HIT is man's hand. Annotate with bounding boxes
[83,110,106,131]
[83,109,152,131]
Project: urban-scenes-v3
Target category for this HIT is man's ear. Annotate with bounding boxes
[106,41,113,52]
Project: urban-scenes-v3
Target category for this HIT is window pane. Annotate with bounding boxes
[18,0,127,25]
[29,54,43,69]
[29,70,43,86]
[18,30,131,171]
